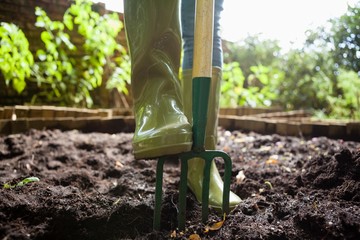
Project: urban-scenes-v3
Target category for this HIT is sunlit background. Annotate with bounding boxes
[93,0,358,51]
[1,0,358,119]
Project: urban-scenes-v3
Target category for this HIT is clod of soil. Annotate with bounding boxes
[1,129,359,239]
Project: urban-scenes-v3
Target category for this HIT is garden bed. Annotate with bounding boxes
[0,123,359,239]
[1,106,359,141]
[0,106,134,135]
[219,108,360,141]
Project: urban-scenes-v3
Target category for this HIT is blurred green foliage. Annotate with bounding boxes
[330,4,360,72]
[0,22,34,94]
[221,62,282,108]
[324,69,360,119]
[1,0,359,119]
[221,2,360,120]
[0,0,130,108]
[32,0,129,107]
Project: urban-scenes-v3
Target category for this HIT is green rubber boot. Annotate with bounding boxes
[181,67,241,209]
[124,0,192,159]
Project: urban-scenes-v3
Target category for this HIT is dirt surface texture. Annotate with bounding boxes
[0,128,359,240]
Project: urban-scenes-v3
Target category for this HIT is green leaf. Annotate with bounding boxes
[63,14,74,30]
[58,32,75,50]
[13,78,26,93]
[3,177,40,189]
[36,49,47,61]
[16,177,40,187]
[35,7,44,16]
[35,20,46,28]
[41,31,52,43]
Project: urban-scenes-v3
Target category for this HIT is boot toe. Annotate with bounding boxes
[208,190,241,210]
[133,123,192,159]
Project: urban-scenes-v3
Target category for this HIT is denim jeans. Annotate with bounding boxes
[181,0,224,70]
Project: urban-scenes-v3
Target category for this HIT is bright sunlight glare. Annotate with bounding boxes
[94,0,358,51]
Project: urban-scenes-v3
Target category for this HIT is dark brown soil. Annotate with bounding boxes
[0,128,359,240]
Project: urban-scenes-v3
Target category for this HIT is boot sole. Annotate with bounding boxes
[133,133,192,159]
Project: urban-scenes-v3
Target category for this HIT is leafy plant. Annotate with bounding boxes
[221,62,245,107]
[322,69,360,119]
[247,65,283,107]
[0,22,34,93]
[32,0,129,107]
[223,35,282,79]
[106,48,131,95]
[274,47,337,111]
[221,62,284,108]
[31,7,75,104]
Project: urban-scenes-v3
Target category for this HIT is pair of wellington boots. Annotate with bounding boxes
[124,0,240,210]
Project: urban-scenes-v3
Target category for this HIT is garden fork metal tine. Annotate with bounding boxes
[153,151,232,231]
[153,155,189,231]
[177,156,189,230]
[200,150,232,221]
[179,150,232,225]
[153,157,166,231]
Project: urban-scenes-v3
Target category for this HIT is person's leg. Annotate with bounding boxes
[124,0,192,159]
[181,0,241,209]
[181,0,223,70]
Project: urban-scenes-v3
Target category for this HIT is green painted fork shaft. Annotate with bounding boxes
[192,77,211,152]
